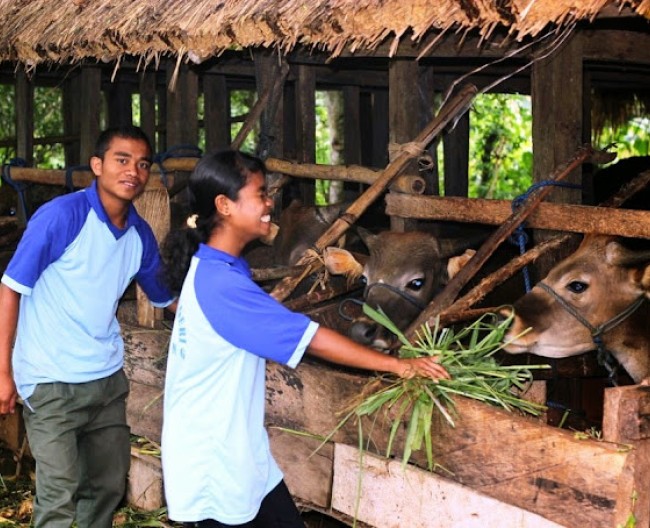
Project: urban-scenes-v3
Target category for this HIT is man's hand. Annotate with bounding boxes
[0,371,17,415]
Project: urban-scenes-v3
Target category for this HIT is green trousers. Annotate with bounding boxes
[23,369,131,528]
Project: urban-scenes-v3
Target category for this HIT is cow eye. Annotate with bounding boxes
[359,275,368,286]
[407,278,425,291]
[567,281,588,294]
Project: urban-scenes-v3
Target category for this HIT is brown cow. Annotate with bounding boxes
[503,235,650,383]
[324,230,475,349]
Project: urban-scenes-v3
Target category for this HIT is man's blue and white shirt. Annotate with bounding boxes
[2,181,173,401]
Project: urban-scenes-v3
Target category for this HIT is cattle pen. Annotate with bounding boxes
[1,1,650,527]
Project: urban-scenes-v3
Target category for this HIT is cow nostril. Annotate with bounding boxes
[349,320,378,346]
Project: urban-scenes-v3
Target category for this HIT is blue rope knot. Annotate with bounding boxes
[153,144,203,187]
[510,180,582,292]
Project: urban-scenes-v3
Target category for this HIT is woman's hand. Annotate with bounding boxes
[395,357,450,380]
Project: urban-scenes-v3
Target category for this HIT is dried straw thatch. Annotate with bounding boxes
[0,0,648,68]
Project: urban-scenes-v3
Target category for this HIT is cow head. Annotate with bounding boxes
[272,199,350,266]
[324,230,474,349]
[503,235,650,383]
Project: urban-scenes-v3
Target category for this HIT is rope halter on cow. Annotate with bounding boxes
[337,281,428,322]
[537,282,647,385]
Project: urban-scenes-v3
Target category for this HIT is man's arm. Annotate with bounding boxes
[0,283,20,414]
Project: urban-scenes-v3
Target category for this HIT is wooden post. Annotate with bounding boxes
[294,63,316,203]
[79,66,102,164]
[63,72,82,166]
[15,70,34,167]
[531,31,584,279]
[165,63,199,148]
[139,71,157,148]
[603,385,650,528]
[389,58,421,233]
[204,73,230,151]
[107,78,133,128]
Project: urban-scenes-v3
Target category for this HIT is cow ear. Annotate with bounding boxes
[447,249,475,279]
[259,222,280,246]
[605,240,650,267]
[356,227,378,250]
[323,247,363,280]
[642,264,650,295]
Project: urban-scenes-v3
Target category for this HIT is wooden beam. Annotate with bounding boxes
[385,193,650,239]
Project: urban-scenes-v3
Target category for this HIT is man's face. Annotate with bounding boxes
[91,137,152,205]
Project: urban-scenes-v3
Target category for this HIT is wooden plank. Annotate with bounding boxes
[332,444,566,528]
[122,324,170,387]
[269,429,334,509]
[265,361,631,528]
[385,193,650,239]
[126,380,164,443]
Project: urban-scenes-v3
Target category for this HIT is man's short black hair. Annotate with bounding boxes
[93,125,153,160]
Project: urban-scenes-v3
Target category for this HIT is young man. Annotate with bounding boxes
[0,125,175,528]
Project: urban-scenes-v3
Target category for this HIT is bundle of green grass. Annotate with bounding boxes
[329,305,549,470]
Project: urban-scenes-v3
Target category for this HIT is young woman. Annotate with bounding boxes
[160,150,449,528]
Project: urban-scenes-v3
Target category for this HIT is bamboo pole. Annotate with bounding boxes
[264,158,426,194]
[270,83,479,302]
[404,144,615,339]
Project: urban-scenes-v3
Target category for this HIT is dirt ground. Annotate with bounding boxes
[0,446,349,528]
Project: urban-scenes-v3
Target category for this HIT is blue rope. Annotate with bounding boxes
[65,165,91,193]
[152,144,202,188]
[510,180,581,292]
[1,158,30,220]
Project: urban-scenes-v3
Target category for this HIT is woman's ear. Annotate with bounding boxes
[215,194,230,216]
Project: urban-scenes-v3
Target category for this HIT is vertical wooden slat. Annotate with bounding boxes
[531,32,584,277]
[63,71,82,166]
[165,64,199,149]
[139,71,157,148]
[15,70,34,167]
[444,111,470,197]
[371,89,389,168]
[203,73,230,151]
[388,59,420,232]
[107,78,133,128]
[294,64,315,203]
[79,66,102,163]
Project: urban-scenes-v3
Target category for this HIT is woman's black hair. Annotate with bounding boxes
[160,150,266,294]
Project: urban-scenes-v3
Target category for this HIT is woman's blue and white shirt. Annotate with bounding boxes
[162,244,319,524]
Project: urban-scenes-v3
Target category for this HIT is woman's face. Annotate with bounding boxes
[227,171,274,244]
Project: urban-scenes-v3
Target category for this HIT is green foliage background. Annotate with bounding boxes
[0,83,648,201]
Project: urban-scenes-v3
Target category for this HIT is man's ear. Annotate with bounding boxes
[90,156,102,177]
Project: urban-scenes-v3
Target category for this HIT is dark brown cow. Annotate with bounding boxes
[272,199,351,266]
[503,235,650,383]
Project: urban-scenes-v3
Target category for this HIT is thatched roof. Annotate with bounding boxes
[0,0,648,68]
